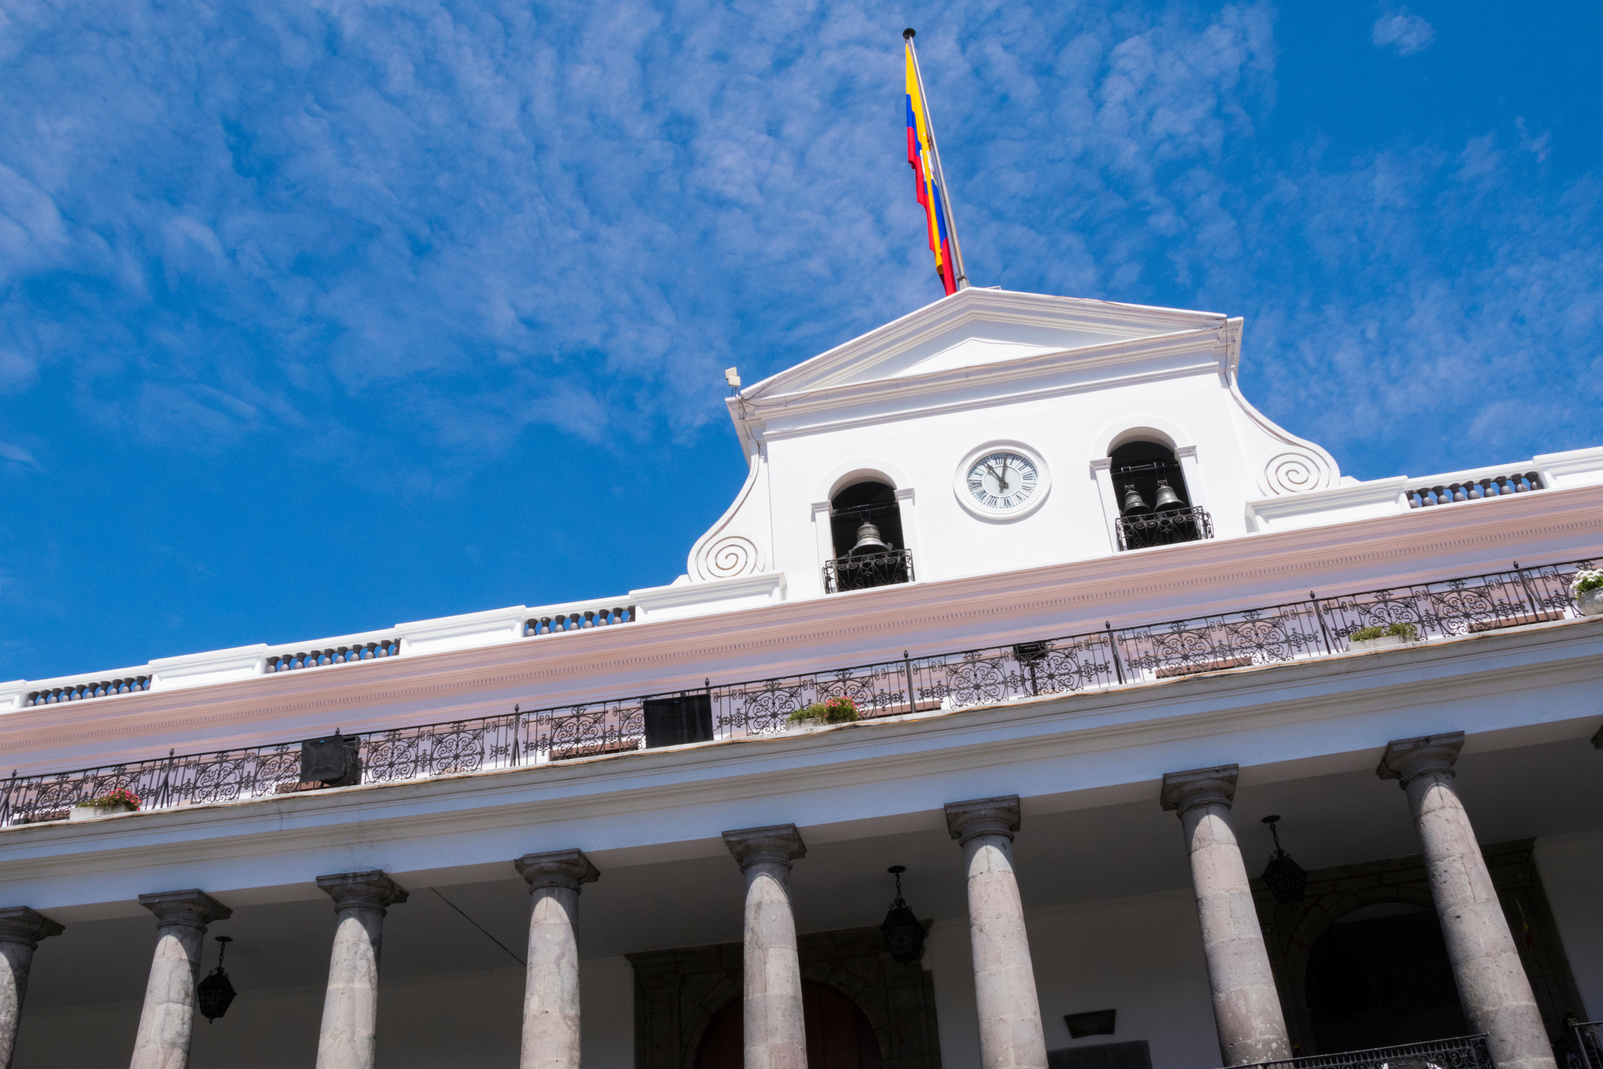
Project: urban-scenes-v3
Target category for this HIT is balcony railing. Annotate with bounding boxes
[1565,1019,1603,1069]
[1115,506,1214,551]
[1224,1034,1493,1069]
[0,557,1594,829]
[823,549,914,593]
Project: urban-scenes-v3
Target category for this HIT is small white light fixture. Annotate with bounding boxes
[724,367,741,391]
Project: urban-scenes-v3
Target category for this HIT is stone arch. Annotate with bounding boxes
[1278,884,1439,1039]
[801,962,895,1063]
[681,977,741,1069]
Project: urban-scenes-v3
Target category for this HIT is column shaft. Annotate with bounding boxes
[0,908,63,1069]
[946,797,1048,1069]
[723,825,807,1069]
[1381,734,1555,1069]
[129,890,231,1069]
[315,871,407,1069]
[1162,767,1290,1066]
[515,850,599,1069]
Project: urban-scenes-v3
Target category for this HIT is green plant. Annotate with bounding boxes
[82,787,141,811]
[786,696,860,725]
[1572,569,1603,596]
[1350,622,1418,642]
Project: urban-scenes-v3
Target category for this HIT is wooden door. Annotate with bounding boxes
[693,981,882,1069]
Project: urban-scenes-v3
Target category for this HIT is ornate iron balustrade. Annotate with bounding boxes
[2,557,1594,827]
[823,549,914,593]
[1564,1019,1603,1069]
[1224,1034,1494,1069]
[1115,506,1214,551]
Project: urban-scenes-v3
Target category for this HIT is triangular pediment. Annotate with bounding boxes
[747,288,1227,399]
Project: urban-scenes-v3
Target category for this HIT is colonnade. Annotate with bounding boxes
[1163,730,1557,1069]
[0,730,1563,1069]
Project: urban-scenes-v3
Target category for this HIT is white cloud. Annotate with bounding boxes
[1371,10,1436,56]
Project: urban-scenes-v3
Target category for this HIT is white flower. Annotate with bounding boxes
[1570,569,1603,597]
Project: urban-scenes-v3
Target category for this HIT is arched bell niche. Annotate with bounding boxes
[825,480,911,592]
[1108,439,1209,550]
[1109,440,1191,515]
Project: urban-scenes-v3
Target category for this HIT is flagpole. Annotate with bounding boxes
[903,28,970,291]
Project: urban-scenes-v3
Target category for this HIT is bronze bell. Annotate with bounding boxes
[1152,479,1186,511]
[849,521,891,556]
[1120,483,1151,515]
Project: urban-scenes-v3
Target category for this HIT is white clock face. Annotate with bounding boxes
[964,451,1039,512]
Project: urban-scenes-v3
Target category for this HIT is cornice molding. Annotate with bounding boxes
[1,484,1597,774]
[0,617,1597,907]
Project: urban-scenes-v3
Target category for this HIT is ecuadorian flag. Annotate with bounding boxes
[906,41,957,296]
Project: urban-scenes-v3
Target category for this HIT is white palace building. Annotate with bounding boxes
[1,287,1601,1069]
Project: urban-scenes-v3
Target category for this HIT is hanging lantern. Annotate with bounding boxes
[1260,815,1307,905]
[197,936,237,1024]
[878,865,926,963]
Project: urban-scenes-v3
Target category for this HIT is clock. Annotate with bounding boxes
[953,443,1051,520]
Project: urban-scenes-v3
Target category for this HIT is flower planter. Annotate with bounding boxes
[70,802,136,821]
[1578,588,1603,618]
[1349,633,1419,653]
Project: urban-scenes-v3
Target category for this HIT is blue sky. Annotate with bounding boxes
[2,1,1600,682]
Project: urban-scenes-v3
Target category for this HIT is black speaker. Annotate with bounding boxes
[300,733,362,786]
[642,695,713,748]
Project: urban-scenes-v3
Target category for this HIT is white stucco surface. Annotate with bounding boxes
[1533,830,1603,1020]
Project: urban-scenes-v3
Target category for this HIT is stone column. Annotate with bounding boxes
[514,850,599,1069]
[315,871,408,1069]
[1379,733,1555,1069]
[944,797,1048,1069]
[0,907,63,1069]
[130,889,232,1069]
[1161,766,1291,1066]
[723,825,807,1069]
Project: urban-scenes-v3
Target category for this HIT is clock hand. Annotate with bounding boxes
[984,463,1006,493]
[998,460,1010,493]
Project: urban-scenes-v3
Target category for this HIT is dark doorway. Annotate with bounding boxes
[693,981,883,1069]
[1305,904,1467,1053]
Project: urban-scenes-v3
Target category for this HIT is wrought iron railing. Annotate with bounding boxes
[1225,1034,1494,1069]
[1564,1020,1603,1069]
[823,549,914,593]
[1115,506,1214,551]
[1,557,1594,828]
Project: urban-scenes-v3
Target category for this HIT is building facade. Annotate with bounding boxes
[0,288,1600,1069]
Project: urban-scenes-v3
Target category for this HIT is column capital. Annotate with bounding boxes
[722,824,806,870]
[515,849,600,892]
[1377,731,1464,786]
[0,906,63,948]
[1161,765,1239,813]
[945,796,1021,846]
[137,889,232,930]
[316,870,409,913]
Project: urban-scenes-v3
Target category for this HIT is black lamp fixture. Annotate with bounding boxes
[1260,815,1308,905]
[879,866,926,963]
[197,936,237,1024]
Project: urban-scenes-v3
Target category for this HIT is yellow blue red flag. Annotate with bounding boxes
[905,38,957,295]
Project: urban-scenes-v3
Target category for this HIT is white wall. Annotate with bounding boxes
[1534,830,1603,1019]
[11,957,634,1069]
[929,890,1219,1069]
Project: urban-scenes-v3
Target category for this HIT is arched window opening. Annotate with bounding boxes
[824,480,913,593]
[1110,440,1213,551]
